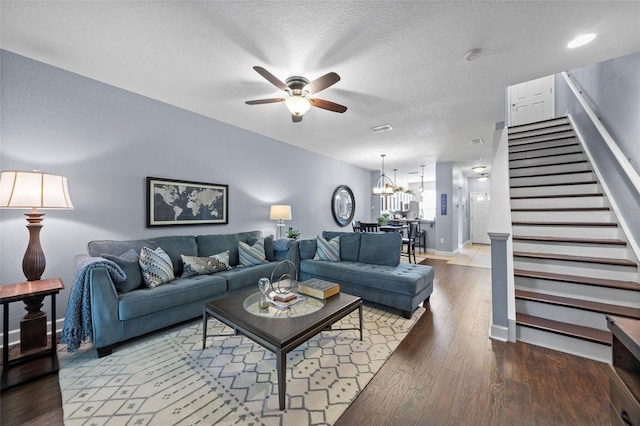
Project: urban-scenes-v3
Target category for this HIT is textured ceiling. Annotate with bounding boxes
[2,1,639,184]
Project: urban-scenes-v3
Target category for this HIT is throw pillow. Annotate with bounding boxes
[102,249,143,293]
[314,235,340,262]
[238,238,268,267]
[139,246,175,288]
[181,252,231,278]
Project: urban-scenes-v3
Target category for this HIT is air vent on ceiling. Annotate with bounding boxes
[471,138,484,145]
[370,124,393,133]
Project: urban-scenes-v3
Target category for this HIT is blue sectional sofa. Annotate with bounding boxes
[83,231,297,357]
[298,231,434,318]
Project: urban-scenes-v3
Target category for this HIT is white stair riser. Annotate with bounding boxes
[509,123,573,138]
[509,118,570,133]
[510,162,590,177]
[510,152,587,168]
[511,224,620,239]
[509,144,581,159]
[510,183,600,197]
[516,326,610,363]
[514,258,638,282]
[509,130,575,147]
[510,171,595,186]
[510,196,604,209]
[515,276,640,308]
[513,240,629,259]
[516,299,609,331]
[511,210,611,222]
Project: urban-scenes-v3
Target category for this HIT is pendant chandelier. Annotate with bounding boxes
[419,165,425,193]
[372,154,395,195]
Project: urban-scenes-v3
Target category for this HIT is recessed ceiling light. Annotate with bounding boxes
[568,33,596,49]
[370,124,393,133]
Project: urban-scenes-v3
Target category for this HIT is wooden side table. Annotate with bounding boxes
[1,277,64,392]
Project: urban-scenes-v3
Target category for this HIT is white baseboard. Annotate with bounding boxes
[0,318,65,350]
[489,323,510,341]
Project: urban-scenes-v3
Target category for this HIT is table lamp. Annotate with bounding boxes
[269,205,292,239]
[0,170,74,281]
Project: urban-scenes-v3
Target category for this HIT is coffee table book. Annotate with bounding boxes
[268,293,307,310]
[297,279,340,300]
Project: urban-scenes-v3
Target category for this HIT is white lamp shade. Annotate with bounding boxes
[284,96,311,116]
[0,170,74,209]
[269,204,292,220]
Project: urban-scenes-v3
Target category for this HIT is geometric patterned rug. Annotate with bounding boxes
[58,303,425,425]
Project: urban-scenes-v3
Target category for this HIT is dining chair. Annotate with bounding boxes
[352,221,362,232]
[360,222,379,233]
[402,222,419,263]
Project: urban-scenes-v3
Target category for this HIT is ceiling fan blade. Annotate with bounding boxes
[245,98,285,105]
[292,114,303,123]
[305,72,340,94]
[253,66,288,91]
[310,98,347,113]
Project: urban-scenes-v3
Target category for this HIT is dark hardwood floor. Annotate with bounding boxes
[1,259,611,425]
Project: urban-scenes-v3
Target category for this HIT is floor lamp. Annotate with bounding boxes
[269,205,292,240]
[0,170,74,351]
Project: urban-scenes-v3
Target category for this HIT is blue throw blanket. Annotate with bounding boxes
[61,257,126,352]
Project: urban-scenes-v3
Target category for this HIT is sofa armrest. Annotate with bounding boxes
[89,267,121,349]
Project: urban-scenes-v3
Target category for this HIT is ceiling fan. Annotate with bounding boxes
[245,66,347,122]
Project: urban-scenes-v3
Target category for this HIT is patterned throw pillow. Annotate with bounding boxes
[102,249,143,293]
[181,251,231,278]
[238,238,268,267]
[139,246,175,288]
[314,236,340,262]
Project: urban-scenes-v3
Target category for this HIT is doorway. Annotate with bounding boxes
[508,75,555,126]
[471,192,491,245]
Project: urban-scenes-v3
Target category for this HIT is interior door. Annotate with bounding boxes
[471,192,491,245]
[508,75,555,126]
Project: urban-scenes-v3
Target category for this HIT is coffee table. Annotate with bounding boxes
[202,283,362,410]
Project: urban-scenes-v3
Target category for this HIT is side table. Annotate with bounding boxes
[1,277,64,392]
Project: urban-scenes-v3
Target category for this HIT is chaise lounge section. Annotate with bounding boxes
[298,231,434,318]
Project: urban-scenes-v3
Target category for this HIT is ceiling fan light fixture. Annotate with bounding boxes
[472,165,487,173]
[285,95,311,116]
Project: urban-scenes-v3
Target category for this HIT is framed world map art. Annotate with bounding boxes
[146,177,228,227]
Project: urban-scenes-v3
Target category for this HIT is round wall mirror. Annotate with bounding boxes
[331,185,355,226]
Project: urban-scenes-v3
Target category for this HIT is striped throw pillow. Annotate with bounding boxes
[139,246,175,288]
[314,236,340,262]
[238,238,268,267]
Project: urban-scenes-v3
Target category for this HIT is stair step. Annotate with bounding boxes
[511,193,603,200]
[513,236,626,245]
[513,251,637,267]
[514,269,640,292]
[508,116,570,132]
[515,290,640,320]
[510,169,592,179]
[510,180,597,189]
[512,221,617,227]
[516,313,611,345]
[509,149,583,162]
[511,207,609,212]
[509,131,576,147]
[508,137,578,154]
[510,160,589,171]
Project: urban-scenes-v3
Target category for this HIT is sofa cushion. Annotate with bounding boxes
[147,235,198,277]
[217,262,281,292]
[139,246,175,288]
[314,236,340,261]
[101,249,142,293]
[196,231,263,266]
[322,231,361,261]
[180,252,231,278]
[239,237,268,266]
[118,274,227,320]
[88,239,158,258]
[299,239,317,260]
[358,232,401,266]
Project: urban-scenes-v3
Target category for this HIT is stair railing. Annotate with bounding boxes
[561,71,640,264]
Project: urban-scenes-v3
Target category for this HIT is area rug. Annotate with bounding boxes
[58,303,425,425]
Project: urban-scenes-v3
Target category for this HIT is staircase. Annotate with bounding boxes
[508,116,640,362]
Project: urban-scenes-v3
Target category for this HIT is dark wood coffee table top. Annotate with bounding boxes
[204,286,361,350]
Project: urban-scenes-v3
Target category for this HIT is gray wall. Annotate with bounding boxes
[0,50,371,333]
[556,51,640,248]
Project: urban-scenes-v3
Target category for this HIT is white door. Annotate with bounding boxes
[471,192,491,245]
[508,75,555,126]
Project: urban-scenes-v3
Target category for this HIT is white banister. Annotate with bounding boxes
[561,71,640,193]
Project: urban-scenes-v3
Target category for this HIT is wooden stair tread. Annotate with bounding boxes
[510,170,592,179]
[511,207,609,212]
[510,180,597,189]
[511,193,603,200]
[509,150,583,161]
[512,235,626,245]
[516,313,611,345]
[515,290,640,319]
[509,160,587,170]
[512,221,617,227]
[508,138,578,153]
[513,250,637,267]
[514,269,640,292]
